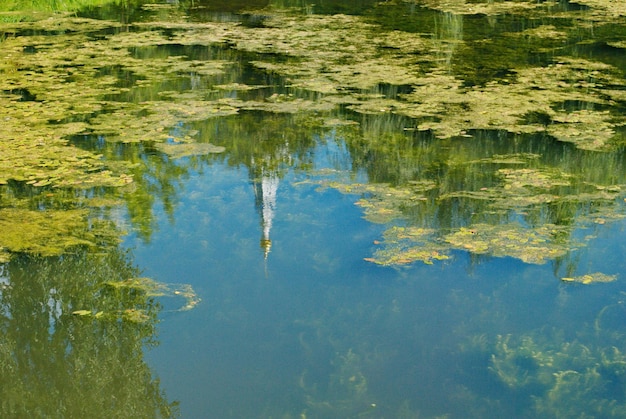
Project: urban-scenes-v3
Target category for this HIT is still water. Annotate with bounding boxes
[133,138,626,418]
[2,0,626,417]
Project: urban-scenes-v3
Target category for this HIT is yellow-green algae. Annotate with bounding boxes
[2,0,626,264]
[444,223,572,264]
[312,141,626,265]
[0,208,121,262]
[0,13,233,257]
[404,0,554,16]
[364,226,449,265]
[154,141,226,159]
[561,272,617,284]
[0,9,621,155]
[105,276,200,311]
[1,2,625,157]
[179,9,626,150]
[72,276,200,322]
[393,60,626,149]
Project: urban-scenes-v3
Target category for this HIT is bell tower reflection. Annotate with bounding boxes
[252,162,279,261]
[231,114,311,268]
[248,136,294,274]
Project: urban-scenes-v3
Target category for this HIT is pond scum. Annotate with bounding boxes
[1,0,624,264]
[2,0,626,416]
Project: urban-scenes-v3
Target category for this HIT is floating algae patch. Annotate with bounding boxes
[151,100,239,122]
[0,13,248,256]
[154,141,226,159]
[190,6,626,150]
[444,223,573,264]
[0,183,126,262]
[119,53,231,82]
[572,0,626,20]
[508,25,569,41]
[315,180,437,224]
[229,13,429,93]
[366,226,450,265]
[72,276,200,323]
[548,109,618,151]
[353,182,435,223]
[497,168,573,190]
[3,3,626,266]
[0,13,235,181]
[405,0,551,15]
[4,1,626,161]
[561,272,617,284]
[0,208,98,257]
[367,222,574,266]
[105,277,200,312]
[0,96,134,188]
[314,136,626,266]
[376,183,623,265]
[314,165,626,265]
[395,60,626,148]
[219,95,337,114]
[0,34,135,189]
[86,105,179,144]
[214,82,266,91]
[88,101,238,143]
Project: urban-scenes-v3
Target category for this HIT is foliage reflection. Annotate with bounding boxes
[0,249,178,418]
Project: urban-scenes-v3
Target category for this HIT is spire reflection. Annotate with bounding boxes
[254,166,279,260]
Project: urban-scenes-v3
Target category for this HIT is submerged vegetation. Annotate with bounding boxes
[459,311,626,418]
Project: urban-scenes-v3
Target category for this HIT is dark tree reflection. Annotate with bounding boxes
[0,250,178,418]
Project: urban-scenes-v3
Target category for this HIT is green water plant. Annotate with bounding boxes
[487,333,626,417]
[561,272,618,285]
[105,276,200,312]
[2,0,626,266]
[0,208,122,262]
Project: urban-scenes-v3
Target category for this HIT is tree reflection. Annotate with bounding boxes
[0,250,178,418]
[267,0,379,14]
[69,138,193,243]
[179,0,269,13]
[328,111,626,266]
[188,111,320,260]
[4,0,625,269]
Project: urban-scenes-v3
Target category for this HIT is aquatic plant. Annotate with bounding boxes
[315,137,625,266]
[104,276,200,313]
[487,333,626,417]
[2,0,626,264]
[561,272,618,285]
[0,208,102,261]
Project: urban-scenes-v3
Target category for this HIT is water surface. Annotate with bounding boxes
[2,0,626,417]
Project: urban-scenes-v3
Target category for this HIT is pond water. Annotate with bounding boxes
[2,0,626,417]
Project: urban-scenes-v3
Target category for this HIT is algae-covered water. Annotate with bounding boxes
[2,0,626,417]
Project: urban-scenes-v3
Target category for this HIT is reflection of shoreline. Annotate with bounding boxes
[0,251,179,418]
